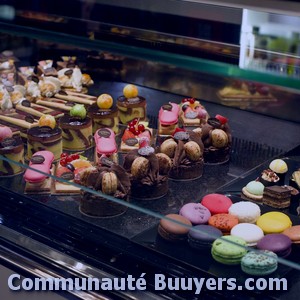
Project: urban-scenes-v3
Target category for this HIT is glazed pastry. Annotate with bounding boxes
[0,127,24,176]
[201,115,232,164]
[256,212,292,234]
[230,223,264,246]
[59,104,93,151]
[117,84,146,124]
[27,115,62,161]
[201,193,232,215]
[123,146,170,199]
[78,157,131,217]
[37,60,57,77]
[241,180,265,202]
[179,97,208,127]
[88,94,119,134]
[159,129,204,180]
[94,128,117,163]
[262,185,291,209]
[158,103,180,135]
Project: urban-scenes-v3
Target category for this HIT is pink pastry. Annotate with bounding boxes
[0,126,13,142]
[24,150,54,184]
[94,128,117,155]
[159,102,179,125]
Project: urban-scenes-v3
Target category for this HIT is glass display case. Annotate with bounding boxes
[0,1,300,299]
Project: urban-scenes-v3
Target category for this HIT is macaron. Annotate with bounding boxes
[256,211,292,234]
[241,181,264,202]
[230,223,264,246]
[188,225,223,250]
[179,203,211,225]
[211,235,247,265]
[257,233,292,258]
[228,201,261,223]
[201,194,232,215]
[158,214,192,242]
[283,225,300,245]
[241,250,278,276]
[208,213,238,235]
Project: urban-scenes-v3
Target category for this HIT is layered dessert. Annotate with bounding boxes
[262,185,291,209]
[179,97,208,127]
[159,129,204,180]
[59,104,93,151]
[27,115,62,161]
[120,118,152,152]
[0,126,24,176]
[201,114,232,164]
[158,103,180,136]
[259,169,280,186]
[88,94,119,134]
[117,84,146,124]
[123,146,170,199]
[37,60,57,77]
[78,157,131,217]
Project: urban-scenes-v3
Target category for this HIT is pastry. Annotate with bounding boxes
[0,59,16,84]
[27,115,62,161]
[201,115,232,164]
[157,214,192,242]
[0,127,24,176]
[241,250,278,276]
[179,203,211,225]
[211,235,247,265]
[18,66,35,85]
[117,84,147,124]
[88,94,119,134]
[94,128,118,163]
[257,234,292,258]
[25,75,41,101]
[78,157,130,217]
[228,201,261,223]
[36,98,73,112]
[256,212,292,234]
[208,213,238,235]
[201,193,232,215]
[259,169,280,186]
[241,180,265,202]
[262,185,291,209]
[230,223,264,246]
[56,56,77,70]
[38,76,61,98]
[59,104,93,151]
[179,97,208,127]
[283,225,300,245]
[269,159,288,184]
[188,225,222,250]
[123,146,170,200]
[160,129,204,180]
[37,60,57,77]
[24,150,54,193]
[54,90,96,106]
[120,119,153,152]
[158,103,180,136]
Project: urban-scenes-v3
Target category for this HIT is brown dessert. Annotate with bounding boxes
[37,60,57,77]
[259,169,280,186]
[262,185,291,209]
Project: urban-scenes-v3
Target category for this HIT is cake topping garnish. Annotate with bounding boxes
[30,155,45,164]
[70,104,87,120]
[100,156,114,167]
[125,138,138,146]
[162,104,172,111]
[21,100,31,107]
[98,128,111,138]
[185,110,198,119]
[123,84,138,99]
[25,115,35,124]
[138,146,155,156]
[64,69,73,76]
[27,75,39,83]
[215,114,228,125]
[208,117,221,128]
[60,172,74,180]
[58,90,68,95]
[1,137,15,148]
[173,131,190,141]
[97,93,113,109]
[38,114,56,129]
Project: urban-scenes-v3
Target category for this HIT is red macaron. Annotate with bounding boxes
[201,193,233,215]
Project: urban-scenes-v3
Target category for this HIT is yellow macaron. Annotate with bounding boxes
[256,212,292,234]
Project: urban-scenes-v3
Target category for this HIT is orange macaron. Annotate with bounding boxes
[208,213,238,235]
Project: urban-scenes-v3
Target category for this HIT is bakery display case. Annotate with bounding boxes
[0,1,300,299]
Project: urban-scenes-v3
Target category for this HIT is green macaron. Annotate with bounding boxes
[211,235,247,265]
[241,250,278,276]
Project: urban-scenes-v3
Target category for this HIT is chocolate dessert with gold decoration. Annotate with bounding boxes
[117,84,146,124]
[27,115,62,161]
[123,146,170,199]
[0,126,24,176]
[88,93,119,134]
[79,157,130,217]
[159,129,204,180]
[59,104,93,151]
[201,114,232,164]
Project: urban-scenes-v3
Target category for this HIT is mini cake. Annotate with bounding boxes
[256,212,292,234]
[78,157,131,217]
[179,97,208,127]
[269,159,288,184]
[201,115,232,164]
[0,126,24,176]
[38,76,61,98]
[120,118,152,152]
[117,84,146,124]
[0,59,16,83]
[88,94,119,134]
[57,66,86,93]
[230,223,264,246]
[37,60,57,77]
[241,180,265,202]
[18,66,35,85]
[123,146,170,199]
[158,103,180,136]
[262,185,291,209]
[259,168,280,186]
[228,201,261,223]
[59,104,93,151]
[159,129,204,180]
[27,115,62,161]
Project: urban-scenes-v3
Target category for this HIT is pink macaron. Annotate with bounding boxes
[179,203,211,225]
[201,193,233,215]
